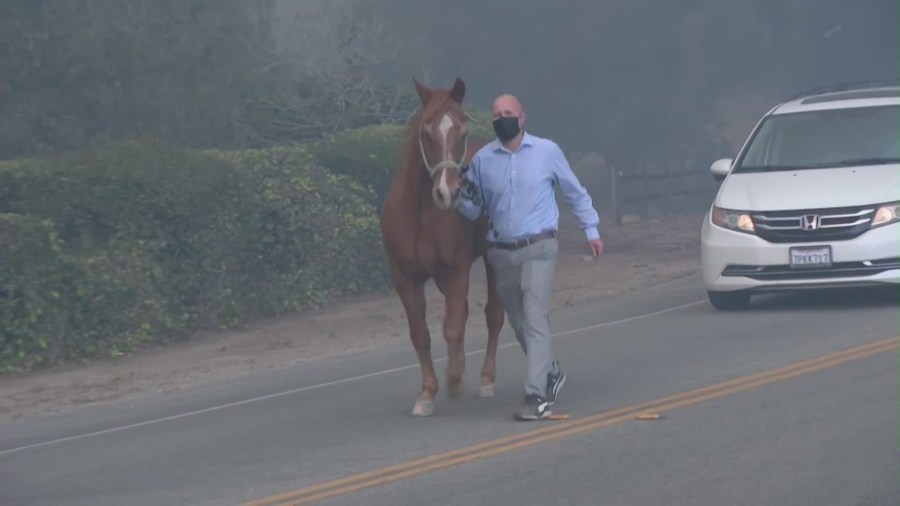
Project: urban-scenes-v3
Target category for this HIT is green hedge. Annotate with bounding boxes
[1,214,167,368]
[205,145,389,314]
[0,108,494,372]
[308,124,405,209]
[0,140,388,372]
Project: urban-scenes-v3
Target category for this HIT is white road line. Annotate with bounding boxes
[0,300,704,456]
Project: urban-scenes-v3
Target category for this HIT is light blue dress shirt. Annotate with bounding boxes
[456,131,601,242]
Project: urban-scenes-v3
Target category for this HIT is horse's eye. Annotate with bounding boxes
[461,164,470,174]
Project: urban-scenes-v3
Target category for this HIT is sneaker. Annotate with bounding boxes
[514,394,551,421]
[546,360,566,406]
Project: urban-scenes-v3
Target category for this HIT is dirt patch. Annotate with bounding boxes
[0,212,705,421]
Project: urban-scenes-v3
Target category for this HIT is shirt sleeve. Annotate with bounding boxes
[455,156,483,222]
[550,143,601,241]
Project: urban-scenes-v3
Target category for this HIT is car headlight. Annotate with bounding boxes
[711,205,755,234]
[871,202,900,228]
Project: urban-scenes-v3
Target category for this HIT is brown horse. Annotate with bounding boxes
[380,76,505,416]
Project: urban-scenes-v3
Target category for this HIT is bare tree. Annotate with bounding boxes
[236,1,416,145]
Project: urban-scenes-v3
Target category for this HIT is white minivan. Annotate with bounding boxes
[700,81,900,310]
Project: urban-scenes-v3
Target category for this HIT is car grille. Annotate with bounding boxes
[722,257,900,281]
[752,205,875,243]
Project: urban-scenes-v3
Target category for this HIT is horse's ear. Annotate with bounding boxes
[413,76,433,105]
[450,77,466,103]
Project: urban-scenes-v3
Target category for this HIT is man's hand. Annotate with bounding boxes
[588,238,604,258]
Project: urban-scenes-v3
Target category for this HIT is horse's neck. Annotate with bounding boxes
[400,157,434,209]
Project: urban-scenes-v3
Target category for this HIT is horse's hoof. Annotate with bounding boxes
[447,378,466,399]
[479,383,495,398]
[412,400,434,417]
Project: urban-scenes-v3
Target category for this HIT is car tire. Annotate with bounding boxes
[707,290,751,311]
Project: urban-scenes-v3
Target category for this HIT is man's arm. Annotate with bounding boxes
[550,143,601,241]
[455,158,484,222]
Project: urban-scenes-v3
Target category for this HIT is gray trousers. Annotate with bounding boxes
[486,237,559,399]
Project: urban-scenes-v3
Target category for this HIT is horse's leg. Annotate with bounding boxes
[391,262,438,416]
[480,255,505,397]
[434,266,469,399]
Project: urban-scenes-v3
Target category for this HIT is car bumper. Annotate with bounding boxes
[700,214,900,293]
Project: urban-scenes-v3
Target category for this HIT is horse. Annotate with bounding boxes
[380,76,505,417]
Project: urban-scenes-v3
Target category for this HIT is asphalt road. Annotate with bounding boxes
[2,274,898,506]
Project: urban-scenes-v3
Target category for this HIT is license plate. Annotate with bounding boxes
[789,246,832,268]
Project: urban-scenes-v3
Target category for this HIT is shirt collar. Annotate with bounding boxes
[491,130,535,153]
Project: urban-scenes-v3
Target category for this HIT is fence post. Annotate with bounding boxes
[639,164,648,221]
[663,164,672,212]
[610,164,621,226]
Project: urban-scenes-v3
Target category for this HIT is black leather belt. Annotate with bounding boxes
[489,230,557,251]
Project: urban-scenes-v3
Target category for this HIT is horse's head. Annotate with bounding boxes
[412,76,470,211]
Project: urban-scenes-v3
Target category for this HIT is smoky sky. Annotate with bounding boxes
[361,0,899,159]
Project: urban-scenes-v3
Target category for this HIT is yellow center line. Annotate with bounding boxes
[241,337,899,506]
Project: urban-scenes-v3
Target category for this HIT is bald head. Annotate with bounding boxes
[491,94,524,119]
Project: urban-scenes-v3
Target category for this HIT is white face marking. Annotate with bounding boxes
[436,168,451,209]
[438,113,453,160]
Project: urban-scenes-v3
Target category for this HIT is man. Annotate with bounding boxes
[456,93,604,421]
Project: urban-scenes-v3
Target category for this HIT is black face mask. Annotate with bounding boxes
[492,116,521,142]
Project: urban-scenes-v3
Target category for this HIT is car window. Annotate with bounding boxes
[736,104,900,171]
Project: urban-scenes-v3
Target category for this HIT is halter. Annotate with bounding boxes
[418,122,468,177]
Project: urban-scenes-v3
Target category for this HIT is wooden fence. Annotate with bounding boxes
[608,165,721,225]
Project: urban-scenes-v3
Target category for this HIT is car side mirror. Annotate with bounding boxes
[710,158,733,182]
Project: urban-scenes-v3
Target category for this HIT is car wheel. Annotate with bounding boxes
[707,290,751,311]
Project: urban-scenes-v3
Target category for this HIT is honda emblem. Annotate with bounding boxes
[800,214,819,231]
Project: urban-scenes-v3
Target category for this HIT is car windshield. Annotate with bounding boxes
[734,104,900,173]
